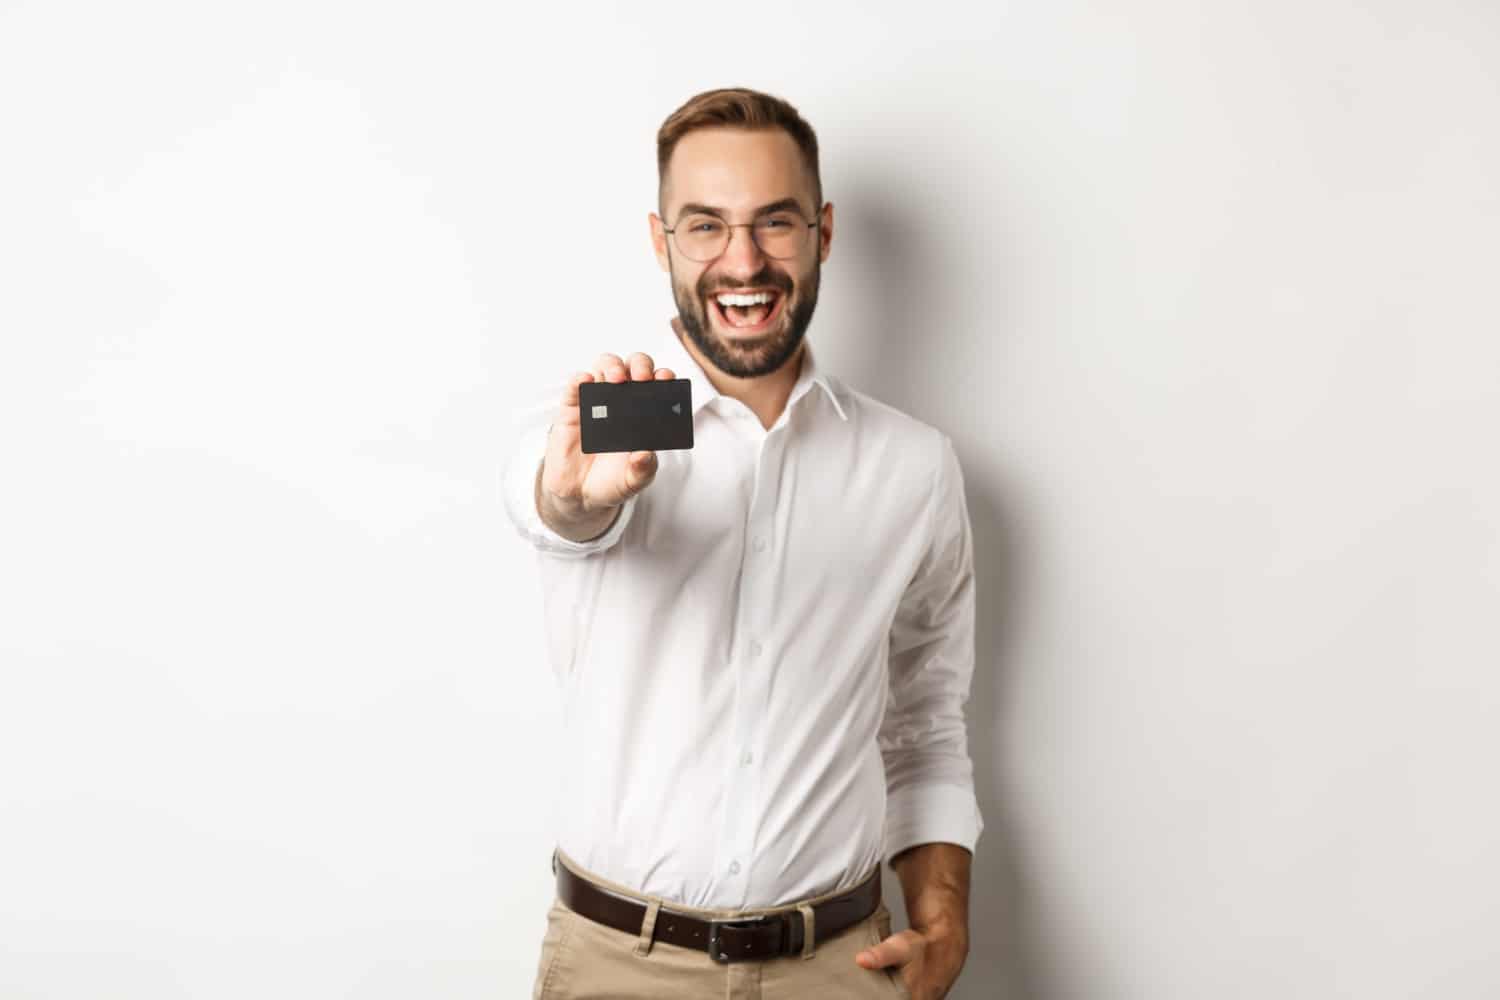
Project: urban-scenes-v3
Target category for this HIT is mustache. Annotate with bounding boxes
[699,268,791,296]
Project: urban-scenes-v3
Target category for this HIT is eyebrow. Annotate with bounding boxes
[674,198,808,222]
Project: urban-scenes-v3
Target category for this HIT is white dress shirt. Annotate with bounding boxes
[503,324,983,910]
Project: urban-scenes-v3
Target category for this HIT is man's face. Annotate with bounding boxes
[651,127,833,379]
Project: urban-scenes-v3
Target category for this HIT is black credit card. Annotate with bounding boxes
[578,378,694,454]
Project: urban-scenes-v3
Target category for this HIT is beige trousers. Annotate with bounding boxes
[531,849,912,999]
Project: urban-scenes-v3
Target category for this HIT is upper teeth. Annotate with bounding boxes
[716,292,774,307]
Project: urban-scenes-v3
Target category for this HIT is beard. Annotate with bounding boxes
[671,257,820,379]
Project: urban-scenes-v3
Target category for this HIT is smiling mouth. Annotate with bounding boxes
[708,289,787,336]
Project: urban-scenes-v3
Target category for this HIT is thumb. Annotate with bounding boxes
[856,929,916,970]
[624,450,657,491]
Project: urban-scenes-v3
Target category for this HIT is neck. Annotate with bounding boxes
[672,319,806,431]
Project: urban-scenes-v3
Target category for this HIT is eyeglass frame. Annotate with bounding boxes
[662,202,825,262]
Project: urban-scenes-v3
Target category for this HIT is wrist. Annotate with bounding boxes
[915,914,969,950]
[535,463,617,541]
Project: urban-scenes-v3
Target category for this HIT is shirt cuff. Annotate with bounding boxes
[501,421,637,558]
[882,781,985,870]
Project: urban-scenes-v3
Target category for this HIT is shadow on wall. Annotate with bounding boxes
[835,181,1067,1000]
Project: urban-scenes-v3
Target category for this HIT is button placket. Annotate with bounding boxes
[724,616,759,892]
[723,440,780,902]
[720,628,751,889]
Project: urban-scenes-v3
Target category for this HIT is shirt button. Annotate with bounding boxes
[753,537,766,553]
[749,640,762,657]
[729,860,741,875]
[741,751,753,766]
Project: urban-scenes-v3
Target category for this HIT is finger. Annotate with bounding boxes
[559,371,595,407]
[594,353,627,383]
[626,352,655,381]
[555,371,595,427]
[654,367,676,380]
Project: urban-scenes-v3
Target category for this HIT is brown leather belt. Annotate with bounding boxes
[552,850,882,964]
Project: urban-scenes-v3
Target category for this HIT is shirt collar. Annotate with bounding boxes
[655,323,849,423]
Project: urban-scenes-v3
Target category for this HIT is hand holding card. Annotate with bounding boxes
[536,352,686,540]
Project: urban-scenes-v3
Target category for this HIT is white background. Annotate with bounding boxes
[2,2,1497,997]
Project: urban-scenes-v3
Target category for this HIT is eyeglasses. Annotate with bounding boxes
[664,207,821,262]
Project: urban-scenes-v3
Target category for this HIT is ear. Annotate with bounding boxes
[818,201,834,263]
[649,212,670,272]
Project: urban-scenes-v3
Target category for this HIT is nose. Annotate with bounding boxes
[716,224,767,278]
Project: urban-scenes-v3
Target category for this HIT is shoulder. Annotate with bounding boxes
[825,375,950,469]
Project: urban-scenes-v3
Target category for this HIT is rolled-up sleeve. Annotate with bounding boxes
[501,396,638,559]
[878,432,985,869]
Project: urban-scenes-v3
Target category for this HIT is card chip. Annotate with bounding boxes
[592,405,608,418]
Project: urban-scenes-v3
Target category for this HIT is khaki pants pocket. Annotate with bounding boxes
[870,903,913,999]
[531,899,575,1000]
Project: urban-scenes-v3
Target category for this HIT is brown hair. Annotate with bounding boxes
[656,87,822,215]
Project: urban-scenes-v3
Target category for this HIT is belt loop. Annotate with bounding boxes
[634,899,662,957]
[797,903,816,960]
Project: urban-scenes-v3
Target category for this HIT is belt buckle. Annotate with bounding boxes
[707,913,782,964]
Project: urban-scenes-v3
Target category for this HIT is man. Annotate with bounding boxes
[504,87,983,1000]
